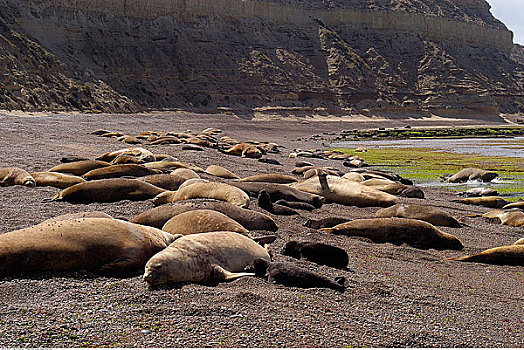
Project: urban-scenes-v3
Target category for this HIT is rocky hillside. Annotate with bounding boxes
[0,0,523,117]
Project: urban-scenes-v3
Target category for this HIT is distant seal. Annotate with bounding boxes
[248,259,346,292]
[60,156,90,163]
[257,190,298,216]
[453,196,509,208]
[502,201,524,210]
[50,178,165,203]
[231,181,324,208]
[365,182,425,199]
[82,164,163,180]
[238,174,298,184]
[444,167,498,183]
[0,167,36,187]
[480,209,524,227]
[130,200,278,231]
[152,182,250,208]
[162,209,249,235]
[295,161,314,167]
[375,204,461,228]
[143,231,270,287]
[0,218,176,276]
[96,147,155,163]
[290,175,399,208]
[48,160,111,176]
[282,241,348,269]
[447,245,524,266]
[205,165,240,179]
[221,143,262,158]
[258,158,282,166]
[321,218,463,250]
[30,172,86,189]
[457,187,499,197]
[303,217,350,229]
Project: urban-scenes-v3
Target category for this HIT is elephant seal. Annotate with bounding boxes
[321,218,463,250]
[231,182,324,208]
[144,160,191,172]
[205,165,239,179]
[447,245,524,266]
[275,199,315,211]
[514,238,524,245]
[0,167,36,187]
[444,168,498,183]
[143,231,270,287]
[282,241,348,269]
[238,174,298,184]
[502,201,524,210]
[162,209,249,235]
[480,210,524,227]
[60,156,90,163]
[139,174,189,191]
[453,196,509,208]
[290,175,399,208]
[304,217,350,229]
[170,168,200,179]
[375,204,461,228]
[50,179,165,203]
[457,187,499,197]
[152,182,250,208]
[221,143,262,158]
[40,211,114,224]
[178,178,209,189]
[130,200,278,231]
[257,190,298,216]
[48,160,111,176]
[111,154,146,165]
[248,259,345,292]
[0,218,176,276]
[30,172,86,189]
[258,158,282,166]
[365,182,425,199]
[83,164,163,180]
[341,172,366,182]
[96,147,155,163]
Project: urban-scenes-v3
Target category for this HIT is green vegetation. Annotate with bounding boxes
[335,147,524,198]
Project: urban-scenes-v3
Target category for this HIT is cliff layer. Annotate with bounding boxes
[0,0,523,117]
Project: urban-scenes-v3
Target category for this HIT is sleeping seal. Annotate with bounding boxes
[375,204,461,228]
[282,241,349,269]
[447,245,524,266]
[0,167,36,187]
[142,231,270,287]
[162,209,249,235]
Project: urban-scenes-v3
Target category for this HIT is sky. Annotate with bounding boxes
[487,0,524,44]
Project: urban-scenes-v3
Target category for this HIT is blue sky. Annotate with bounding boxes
[487,0,524,44]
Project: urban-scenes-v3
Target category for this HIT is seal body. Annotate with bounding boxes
[152,182,250,208]
[321,218,463,250]
[290,175,399,208]
[48,160,111,176]
[282,241,348,269]
[231,181,324,208]
[446,168,498,183]
[51,178,165,203]
[447,245,524,266]
[143,231,270,286]
[139,174,189,191]
[0,167,36,187]
[0,218,175,276]
[130,200,278,231]
[205,165,239,179]
[162,209,249,235]
[257,190,298,215]
[304,217,350,229]
[375,204,461,228]
[454,196,509,208]
[96,147,155,163]
[82,164,162,180]
[238,174,298,184]
[30,171,86,189]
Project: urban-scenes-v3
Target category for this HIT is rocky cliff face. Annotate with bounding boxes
[0,0,523,117]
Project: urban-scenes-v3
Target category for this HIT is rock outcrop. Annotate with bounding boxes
[0,0,523,117]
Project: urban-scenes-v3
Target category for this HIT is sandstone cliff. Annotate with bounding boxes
[0,0,523,118]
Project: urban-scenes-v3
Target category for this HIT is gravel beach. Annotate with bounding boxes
[0,111,522,348]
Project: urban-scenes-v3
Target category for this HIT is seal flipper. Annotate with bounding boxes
[211,264,255,281]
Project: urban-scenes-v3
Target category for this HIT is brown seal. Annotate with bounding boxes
[170,168,200,179]
[238,174,298,184]
[375,204,461,228]
[282,241,348,269]
[453,196,509,208]
[96,147,155,163]
[514,238,524,245]
[30,172,86,189]
[221,143,262,158]
[162,209,249,235]
[303,217,350,229]
[0,218,176,276]
[49,178,165,203]
[444,167,498,183]
[0,167,36,187]
[142,231,270,287]
[205,165,240,179]
[152,182,250,208]
[130,200,278,231]
[82,164,163,180]
[321,218,463,250]
[48,160,111,176]
[447,245,524,266]
[502,201,524,210]
[231,181,324,208]
[41,211,114,225]
[139,174,190,191]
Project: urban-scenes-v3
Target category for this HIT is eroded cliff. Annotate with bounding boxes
[0,0,523,117]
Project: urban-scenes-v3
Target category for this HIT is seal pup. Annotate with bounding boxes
[49,178,165,203]
[375,204,461,228]
[152,182,250,208]
[30,171,86,189]
[0,218,176,276]
[282,241,348,269]
[0,167,36,187]
[444,168,498,183]
[143,231,270,287]
[48,160,111,176]
[130,200,278,231]
[447,245,524,266]
[162,209,249,235]
[321,218,463,250]
[257,190,298,216]
[304,217,350,229]
[248,259,346,292]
